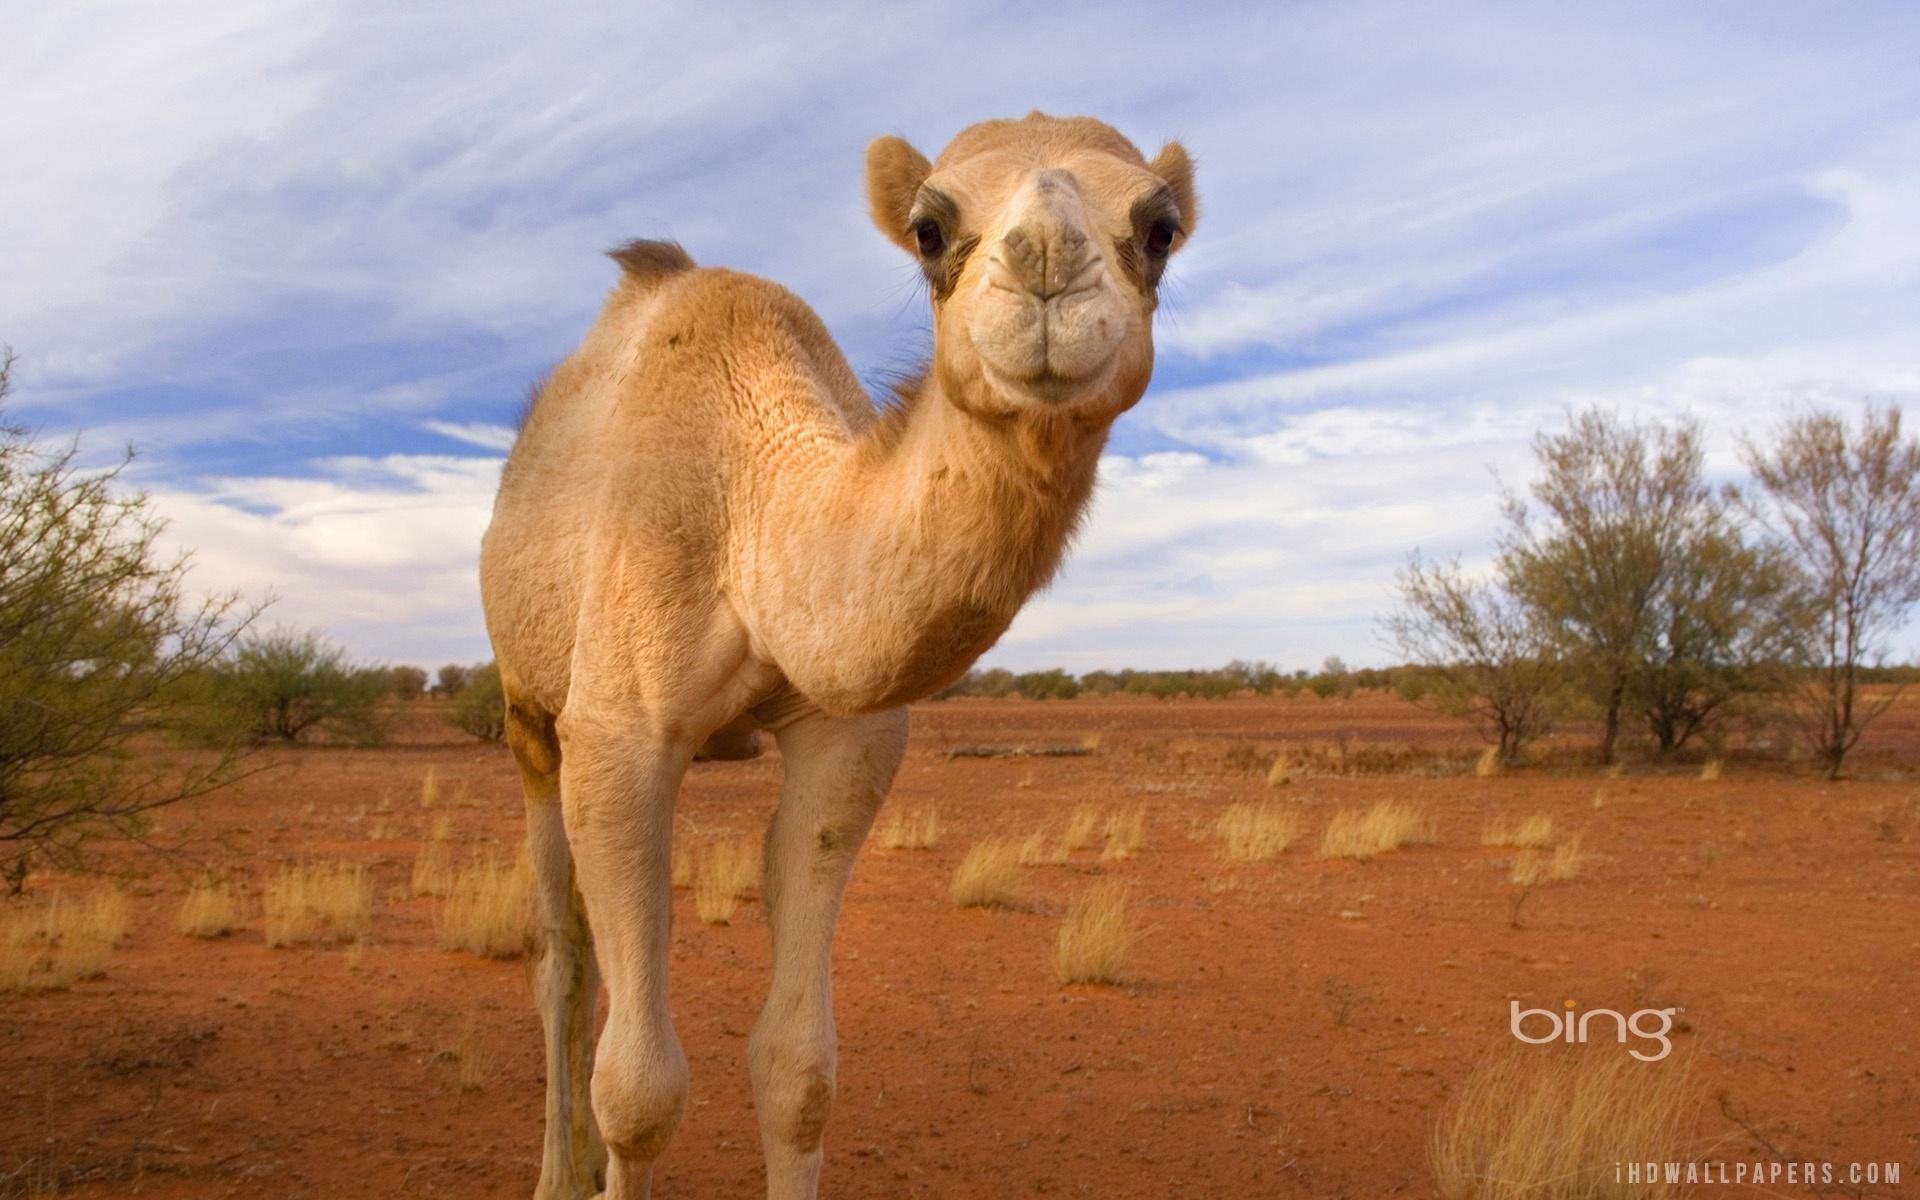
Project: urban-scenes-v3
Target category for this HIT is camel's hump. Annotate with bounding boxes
[606,239,695,286]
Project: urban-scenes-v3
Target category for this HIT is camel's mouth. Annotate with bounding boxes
[966,278,1131,408]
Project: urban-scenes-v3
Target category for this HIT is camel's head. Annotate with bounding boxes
[867,112,1196,421]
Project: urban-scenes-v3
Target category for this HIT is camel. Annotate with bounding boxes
[478,112,1197,1200]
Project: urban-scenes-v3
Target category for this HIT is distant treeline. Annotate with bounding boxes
[933,660,1920,703]
[934,658,1399,701]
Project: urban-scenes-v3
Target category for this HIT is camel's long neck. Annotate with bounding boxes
[754,380,1107,715]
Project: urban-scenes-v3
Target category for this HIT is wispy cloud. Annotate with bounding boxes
[6,1,1919,667]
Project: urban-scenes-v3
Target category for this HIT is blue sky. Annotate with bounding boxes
[6,1,1919,670]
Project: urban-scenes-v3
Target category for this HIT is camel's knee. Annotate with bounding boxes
[591,1043,688,1161]
[750,1025,836,1152]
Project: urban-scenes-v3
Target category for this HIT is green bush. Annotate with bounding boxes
[452,662,506,742]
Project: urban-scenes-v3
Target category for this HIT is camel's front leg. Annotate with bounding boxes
[751,708,910,1200]
[557,710,694,1200]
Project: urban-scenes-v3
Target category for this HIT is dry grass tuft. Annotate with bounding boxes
[1016,830,1051,866]
[671,841,695,890]
[694,837,761,926]
[437,853,532,958]
[429,813,454,842]
[1482,813,1554,849]
[419,766,442,808]
[1,887,130,992]
[1061,804,1102,851]
[1215,801,1302,860]
[1265,756,1294,787]
[263,862,372,947]
[1055,882,1135,985]
[1699,758,1722,782]
[1431,1047,1694,1199]
[877,803,941,850]
[1475,746,1502,777]
[176,878,242,939]
[1101,809,1146,861]
[1318,802,1435,861]
[1511,836,1584,887]
[950,840,1021,909]
[452,1025,493,1093]
[411,842,457,898]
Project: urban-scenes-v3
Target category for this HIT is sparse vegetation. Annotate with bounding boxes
[1055,882,1134,985]
[1482,814,1554,849]
[1,886,129,991]
[411,842,457,898]
[436,853,531,958]
[877,803,941,850]
[950,840,1020,909]
[263,861,372,947]
[1100,808,1145,861]
[450,661,506,742]
[1061,804,1101,851]
[694,837,761,925]
[176,878,242,938]
[1318,802,1434,861]
[1215,801,1301,860]
[1430,1047,1695,1199]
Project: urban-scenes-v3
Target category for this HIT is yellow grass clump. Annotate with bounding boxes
[1055,883,1135,985]
[950,839,1020,909]
[1699,758,1722,782]
[1215,801,1302,860]
[1318,802,1435,861]
[176,878,242,939]
[1016,830,1051,866]
[1512,835,1585,886]
[694,837,761,926]
[1061,804,1101,851]
[1265,755,1294,787]
[437,853,533,958]
[671,841,695,889]
[1482,813,1554,849]
[411,842,458,898]
[1101,809,1146,861]
[419,766,442,808]
[1431,1048,1695,1199]
[263,862,372,947]
[1475,746,1502,777]
[877,803,941,850]
[1,887,130,992]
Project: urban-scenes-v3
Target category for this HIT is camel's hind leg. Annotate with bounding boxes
[508,698,607,1200]
[750,706,910,1200]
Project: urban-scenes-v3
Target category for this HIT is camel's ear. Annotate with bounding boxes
[866,136,933,254]
[1148,141,1199,243]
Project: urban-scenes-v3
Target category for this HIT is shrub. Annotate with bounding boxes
[451,662,506,742]
[0,352,257,888]
[207,627,389,745]
[1055,883,1134,985]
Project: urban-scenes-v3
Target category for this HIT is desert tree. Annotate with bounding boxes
[0,349,257,889]
[1386,553,1561,765]
[211,627,390,744]
[1500,410,1719,763]
[1743,405,1920,778]
[434,663,471,697]
[1631,520,1798,755]
[387,664,429,700]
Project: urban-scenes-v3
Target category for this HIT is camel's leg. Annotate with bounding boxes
[556,709,693,1200]
[508,702,606,1200]
[750,707,910,1200]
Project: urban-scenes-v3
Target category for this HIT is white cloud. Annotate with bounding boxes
[6,1,1920,670]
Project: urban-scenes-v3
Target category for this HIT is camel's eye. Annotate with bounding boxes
[1144,218,1178,260]
[914,219,946,258]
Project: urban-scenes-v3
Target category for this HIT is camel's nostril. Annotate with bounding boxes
[997,223,1097,301]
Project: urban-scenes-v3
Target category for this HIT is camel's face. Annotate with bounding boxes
[867,114,1197,419]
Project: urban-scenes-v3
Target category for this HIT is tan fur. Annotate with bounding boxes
[479,112,1196,1200]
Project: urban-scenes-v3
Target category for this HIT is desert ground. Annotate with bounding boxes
[3,691,1917,1198]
